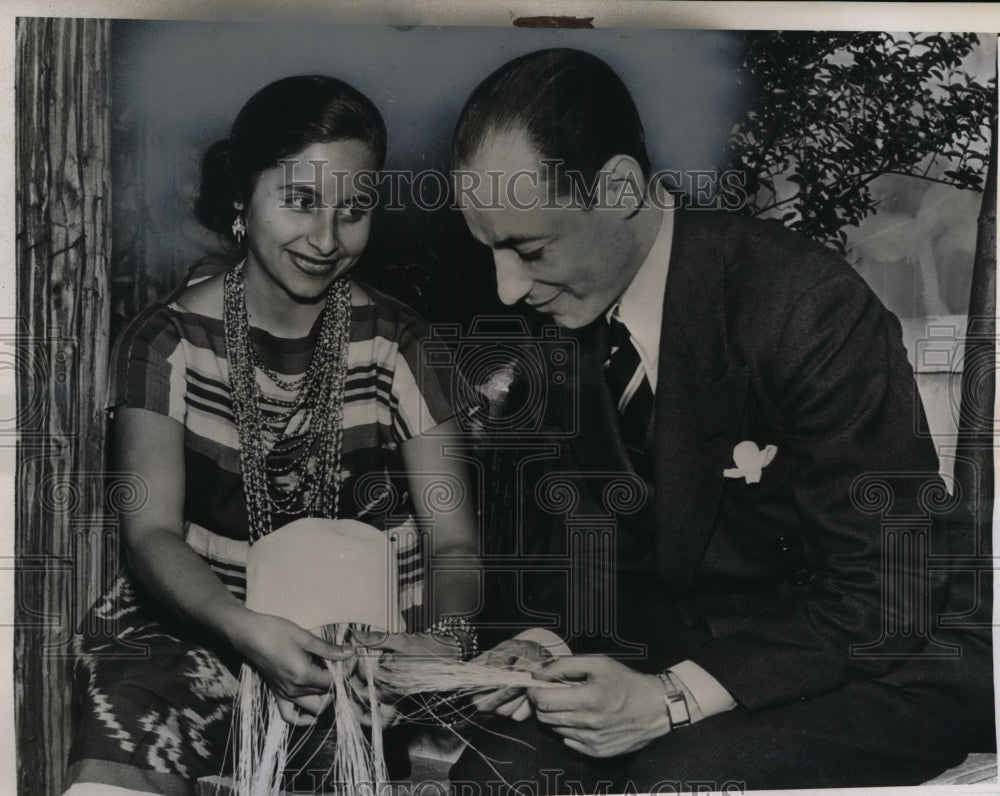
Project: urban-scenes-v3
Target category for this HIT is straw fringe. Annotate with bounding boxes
[375,656,565,699]
[231,664,289,796]
[229,628,567,795]
[365,659,388,795]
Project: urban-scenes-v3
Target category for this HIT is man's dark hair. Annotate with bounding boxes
[453,48,651,197]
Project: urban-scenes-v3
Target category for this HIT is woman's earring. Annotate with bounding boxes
[232,213,247,244]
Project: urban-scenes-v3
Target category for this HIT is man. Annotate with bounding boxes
[448,48,994,793]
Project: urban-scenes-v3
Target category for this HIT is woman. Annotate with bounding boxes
[64,75,480,795]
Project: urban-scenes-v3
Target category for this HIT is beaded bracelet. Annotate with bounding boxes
[428,616,479,662]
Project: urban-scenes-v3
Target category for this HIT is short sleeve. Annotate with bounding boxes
[389,314,455,443]
[108,305,188,424]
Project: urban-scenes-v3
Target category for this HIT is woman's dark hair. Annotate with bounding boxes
[196,75,387,243]
[453,49,650,199]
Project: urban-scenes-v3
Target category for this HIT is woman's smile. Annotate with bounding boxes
[288,250,343,276]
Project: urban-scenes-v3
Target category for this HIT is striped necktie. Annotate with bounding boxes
[603,316,654,469]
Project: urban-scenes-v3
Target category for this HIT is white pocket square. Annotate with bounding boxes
[724,441,778,484]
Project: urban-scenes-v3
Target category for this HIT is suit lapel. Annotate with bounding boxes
[653,211,748,588]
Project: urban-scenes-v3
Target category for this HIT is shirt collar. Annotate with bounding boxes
[606,194,676,389]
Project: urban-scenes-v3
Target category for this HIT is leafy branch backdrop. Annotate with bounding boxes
[728,31,995,255]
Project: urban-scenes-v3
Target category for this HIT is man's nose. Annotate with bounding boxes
[494,250,533,306]
[307,211,339,257]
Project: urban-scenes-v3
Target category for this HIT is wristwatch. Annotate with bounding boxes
[657,671,691,729]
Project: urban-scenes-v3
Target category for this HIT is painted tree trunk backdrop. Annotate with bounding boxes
[15,17,112,796]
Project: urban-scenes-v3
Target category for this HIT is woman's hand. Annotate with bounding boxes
[227,608,355,725]
[351,629,462,661]
[348,629,463,727]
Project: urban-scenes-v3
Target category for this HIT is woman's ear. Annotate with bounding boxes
[601,155,646,218]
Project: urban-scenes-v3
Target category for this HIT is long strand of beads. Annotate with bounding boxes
[223,260,350,541]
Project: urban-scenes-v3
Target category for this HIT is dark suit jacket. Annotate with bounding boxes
[534,209,991,729]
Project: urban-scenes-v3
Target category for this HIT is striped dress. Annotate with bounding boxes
[65,274,454,795]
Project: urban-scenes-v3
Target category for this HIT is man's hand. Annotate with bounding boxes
[472,638,554,719]
[528,656,671,757]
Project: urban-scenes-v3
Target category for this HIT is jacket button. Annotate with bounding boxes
[776,536,791,552]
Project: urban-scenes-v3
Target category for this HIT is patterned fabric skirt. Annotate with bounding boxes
[65,574,238,794]
[64,574,381,796]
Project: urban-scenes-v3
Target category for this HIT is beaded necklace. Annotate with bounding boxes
[223,259,351,542]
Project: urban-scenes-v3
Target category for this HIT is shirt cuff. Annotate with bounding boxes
[514,628,573,657]
[669,659,737,718]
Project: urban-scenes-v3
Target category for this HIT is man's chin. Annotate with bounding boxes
[533,309,572,328]
[546,308,602,330]
[525,299,601,329]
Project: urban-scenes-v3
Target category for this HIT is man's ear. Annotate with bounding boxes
[601,155,647,218]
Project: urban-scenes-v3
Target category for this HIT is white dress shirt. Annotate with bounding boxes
[605,194,737,721]
[606,193,675,390]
